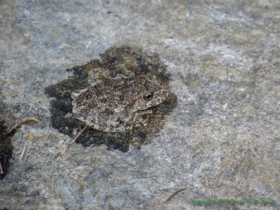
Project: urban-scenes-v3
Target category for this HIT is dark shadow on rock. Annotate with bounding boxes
[45,45,177,152]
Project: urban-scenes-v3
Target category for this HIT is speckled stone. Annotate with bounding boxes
[0,0,279,209]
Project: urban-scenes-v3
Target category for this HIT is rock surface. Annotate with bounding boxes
[0,0,279,209]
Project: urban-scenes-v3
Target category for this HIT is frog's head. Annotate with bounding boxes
[135,73,169,110]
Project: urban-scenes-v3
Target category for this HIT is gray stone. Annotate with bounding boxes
[0,0,279,209]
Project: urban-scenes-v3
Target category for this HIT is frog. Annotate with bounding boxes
[71,73,169,132]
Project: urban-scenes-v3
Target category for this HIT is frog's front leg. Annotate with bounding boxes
[132,110,153,127]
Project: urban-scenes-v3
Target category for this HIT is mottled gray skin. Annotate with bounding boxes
[72,73,169,132]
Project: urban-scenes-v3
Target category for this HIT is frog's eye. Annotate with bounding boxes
[143,92,153,101]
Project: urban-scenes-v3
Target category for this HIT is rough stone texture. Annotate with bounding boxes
[0,0,279,209]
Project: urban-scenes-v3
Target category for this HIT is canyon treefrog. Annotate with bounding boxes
[72,73,169,132]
